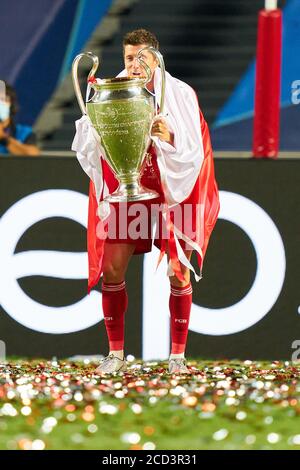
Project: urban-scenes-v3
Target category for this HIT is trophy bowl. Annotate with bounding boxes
[72,49,166,203]
[87,77,157,202]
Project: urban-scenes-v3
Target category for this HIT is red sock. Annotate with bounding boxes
[102,280,128,351]
[169,283,193,354]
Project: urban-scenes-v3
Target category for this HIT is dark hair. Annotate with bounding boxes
[3,81,18,134]
[123,29,159,52]
[4,81,18,116]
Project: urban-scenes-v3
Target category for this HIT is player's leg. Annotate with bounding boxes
[102,241,136,284]
[168,249,193,373]
[96,242,136,374]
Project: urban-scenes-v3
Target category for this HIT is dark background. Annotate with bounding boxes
[0,157,299,360]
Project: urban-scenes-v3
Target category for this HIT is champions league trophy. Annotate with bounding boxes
[72,47,166,202]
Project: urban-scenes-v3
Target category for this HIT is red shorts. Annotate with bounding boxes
[102,146,199,254]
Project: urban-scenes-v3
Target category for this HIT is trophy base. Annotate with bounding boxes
[104,181,159,203]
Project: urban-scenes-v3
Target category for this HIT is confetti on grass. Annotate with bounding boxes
[0,358,300,450]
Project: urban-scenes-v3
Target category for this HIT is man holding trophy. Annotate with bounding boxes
[72,29,220,375]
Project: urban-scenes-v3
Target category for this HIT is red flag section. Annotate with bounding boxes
[87,110,220,293]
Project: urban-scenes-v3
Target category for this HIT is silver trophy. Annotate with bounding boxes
[72,47,166,202]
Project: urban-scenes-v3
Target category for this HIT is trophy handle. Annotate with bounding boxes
[72,52,99,115]
[137,47,166,115]
[136,52,152,85]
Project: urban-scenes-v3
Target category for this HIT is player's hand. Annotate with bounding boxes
[151,117,174,145]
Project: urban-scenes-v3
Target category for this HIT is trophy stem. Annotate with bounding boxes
[104,174,159,202]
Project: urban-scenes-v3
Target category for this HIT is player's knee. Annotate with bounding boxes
[170,269,190,288]
[102,263,125,283]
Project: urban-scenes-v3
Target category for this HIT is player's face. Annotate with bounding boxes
[124,44,158,79]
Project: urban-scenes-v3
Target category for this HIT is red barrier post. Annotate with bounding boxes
[252,1,282,158]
